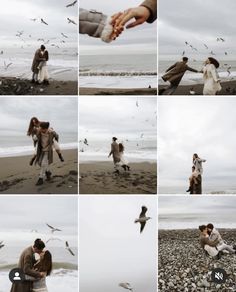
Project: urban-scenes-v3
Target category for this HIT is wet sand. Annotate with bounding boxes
[79,87,157,95]
[79,161,157,194]
[0,149,78,194]
[159,229,236,291]
[0,77,78,95]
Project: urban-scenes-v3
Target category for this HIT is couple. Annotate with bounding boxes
[10,239,52,292]
[79,0,157,42]
[199,224,236,259]
[187,153,206,194]
[27,117,64,186]
[160,56,222,95]
[31,45,49,85]
[108,137,130,174]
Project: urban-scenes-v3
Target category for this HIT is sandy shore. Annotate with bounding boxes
[159,80,236,95]
[159,229,236,291]
[0,149,78,194]
[0,77,78,95]
[79,87,157,95]
[79,161,157,194]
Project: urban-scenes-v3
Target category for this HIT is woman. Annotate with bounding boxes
[119,143,130,171]
[202,57,222,95]
[193,153,206,175]
[25,250,52,292]
[27,117,64,165]
[38,46,49,85]
[199,225,219,257]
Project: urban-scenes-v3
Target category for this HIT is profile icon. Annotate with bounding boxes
[9,268,25,283]
[13,271,21,281]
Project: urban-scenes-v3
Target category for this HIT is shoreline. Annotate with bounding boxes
[80,161,157,194]
[159,80,236,95]
[0,77,78,95]
[0,149,78,194]
[79,87,157,95]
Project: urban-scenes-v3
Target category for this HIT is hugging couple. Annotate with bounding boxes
[199,224,236,259]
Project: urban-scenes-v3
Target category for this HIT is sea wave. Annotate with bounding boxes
[79,70,157,76]
[0,262,77,272]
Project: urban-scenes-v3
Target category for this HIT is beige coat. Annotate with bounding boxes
[109,141,120,164]
[141,0,157,23]
[10,246,41,292]
[31,49,46,74]
[162,61,198,85]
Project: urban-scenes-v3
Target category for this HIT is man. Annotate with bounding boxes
[31,45,47,83]
[159,57,199,95]
[207,223,236,254]
[35,122,59,186]
[10,239,46,292]
[186,166,201,194]
[108,137,120,174]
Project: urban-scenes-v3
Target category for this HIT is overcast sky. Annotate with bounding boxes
[159,0,236,59]
[80,195,157,292]
[0,196,78,246]
[80,0,157,55]
[0,96,77,144]
[159,196,236,229]
[0,0,77,48]
[158,97,236,193]
[79,97,157,141]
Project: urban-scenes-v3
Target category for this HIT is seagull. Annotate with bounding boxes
[210,50,215,55]
[46,223,62,233]
[185,41,189,45]
[30,18,37,21]
[46,237,63,243]
[4,61,13,70]
[41,18,48,25]
[61,32,68,38]
[225,52,228,55]
[203,44,208,49]
[134,206,151,233]
[182,50,185,56]
[84,138,89,146]
[136,100,139,107]
[0,51,3,54]
[37,38,44,42]
[67,18,77,25]
[0,241,4,249]
[65,241,75,256]
[66,0,77,7]
[119,283,133,291]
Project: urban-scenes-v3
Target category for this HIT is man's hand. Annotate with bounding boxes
[40,272,46,278]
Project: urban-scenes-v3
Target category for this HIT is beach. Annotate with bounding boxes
[79,87,157,95]
[158,229,236,291]
[0,149,78,194]
[0,77,77,95]
[79,161,157,194]
[159,80,236,95]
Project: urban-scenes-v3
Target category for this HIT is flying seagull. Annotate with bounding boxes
[41,18,48,25]
[119,283,133,291]
[30,18,37,21]
[0,241,5,249]
[84,138,89,146]
[4,61,13,70]
[66,0,77,7]
[134,206,151,233]
[61,33,68,38]
[46,223,62,233]
[203,44,208,49]
[65,241,75,256]
[46,237,63,243]
[67,18,77,25]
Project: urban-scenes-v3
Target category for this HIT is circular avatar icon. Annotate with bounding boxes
[211,268,227,284]
[9,268,25,283]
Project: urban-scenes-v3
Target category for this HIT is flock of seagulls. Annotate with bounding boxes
[118,206,151,291]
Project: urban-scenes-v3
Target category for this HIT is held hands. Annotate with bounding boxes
[109,6,151,41]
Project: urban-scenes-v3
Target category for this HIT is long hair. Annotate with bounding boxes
[208,57,220,69]
[119,143,124,152]
[27,117,40,136]
[35,250,52,276]
[193,153,199,163]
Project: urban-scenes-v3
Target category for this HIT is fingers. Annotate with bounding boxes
[126,17,145,29]
[117,10,134,28]
[110,12,123,25]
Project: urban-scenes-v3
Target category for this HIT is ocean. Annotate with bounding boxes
[79,139,157,163]
[159,57,236,85]
[79,53,157,88]
[0,47,78,81]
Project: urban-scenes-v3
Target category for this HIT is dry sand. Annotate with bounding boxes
[79,161,157,194]
[0,149,78,194]
[159,80,236,95]
[0,77,78,95]
[79,87,157,95]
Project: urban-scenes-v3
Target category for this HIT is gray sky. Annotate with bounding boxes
[79,195,157,292]
[0,0,77,48]
[0,196,78,245]
[159,196,236,229]
[0,96,78,140]
[159,0,236,59]
[79,97,157,141]
[158,97,236,192]
[80,0,157,55]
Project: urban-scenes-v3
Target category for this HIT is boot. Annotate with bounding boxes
[29,155,37,166]
[113,169,120,175]
[121,165,127,171]
[45,171,52,181]
[58,153,64,162]
[36,178,43,186]
[126,165,130,171]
